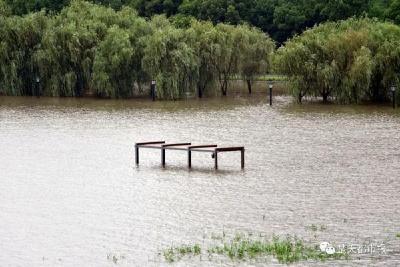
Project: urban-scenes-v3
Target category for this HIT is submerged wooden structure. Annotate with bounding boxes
[135,141,245,170]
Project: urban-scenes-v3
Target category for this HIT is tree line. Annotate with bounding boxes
[276,17,400,104]
[1,0,400,103]
[2,0,400,43]
[0,0,274,99]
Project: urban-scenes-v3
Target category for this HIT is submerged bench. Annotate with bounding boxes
[135,141,245,170]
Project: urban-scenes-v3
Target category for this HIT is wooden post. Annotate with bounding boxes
[188,150,192,168]
[269,84,273,106]
[247,79,252,94]
[161,148,166,167]
[241,148,245,169]
[151,80,156,101]
[214,151,218,170]
[135,145,139,165]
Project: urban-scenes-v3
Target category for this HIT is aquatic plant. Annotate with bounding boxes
[207,234,347,264]
[162,244,201,263]
[162,233,348,264]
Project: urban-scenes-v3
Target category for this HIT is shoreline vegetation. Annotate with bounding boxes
[0,0,399,105]
[0,0,275,100]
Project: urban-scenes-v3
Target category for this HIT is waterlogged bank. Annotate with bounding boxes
[0,96,399,266]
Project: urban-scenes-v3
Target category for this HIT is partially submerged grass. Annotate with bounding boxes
[162,234,348,264]
[163,244,201,263]
[396,233,400,238]
[207,234,347,264]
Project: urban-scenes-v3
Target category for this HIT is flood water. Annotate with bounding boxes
[0,95,399,266]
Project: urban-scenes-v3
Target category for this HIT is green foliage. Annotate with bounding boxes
[3,0,400,44]
[162,244,201,263]
[185,20,219,97]
[142,16,198,99]
[141,16,275,98]
[178,0,377,43]
[5,0,70,15]
[0,1,274,99]
[130,0,182,17]
[276,18,400,103]
[387,0,400,24]
[93,8,151,97]
[0,0,11,16]
[162,234,348,264]
[35,0,119,96]
[204,24,247,95]
[368,0,390,19]
[0,11,47,96]
[186,23,274,96]
[239,25,275,92]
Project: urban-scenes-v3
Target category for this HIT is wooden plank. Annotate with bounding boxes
[136,141,165,146]
[162,143,191,148]
[138,145,165,149]
[190,148,217,153]
[161,146,189,151]
[188,145,217,149]
[216,147,244,152]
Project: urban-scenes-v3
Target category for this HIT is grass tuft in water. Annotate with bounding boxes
[163,244,201,263]
[396,233,400,238]
[208,235,347,264]
[162,234,348,264]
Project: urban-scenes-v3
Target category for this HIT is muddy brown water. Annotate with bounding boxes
[0,95,399,266]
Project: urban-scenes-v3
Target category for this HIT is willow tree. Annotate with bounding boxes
[142,16,198,100]
[184,20,218,98]
[92,8,151,98]
[92,26,136,98]
[35,0,119,97]
[0,12,48,96]
[239,25,275,94]
[367,21,400,102]
[205,24,243,96]
[276,18,400,103]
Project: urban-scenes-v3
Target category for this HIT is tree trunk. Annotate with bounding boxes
[222,79,228,96]
[322,92,329,103]
[247,79,252,94]
[137,81,143,93]
[298,93,302,103]
[198,85,203,98]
